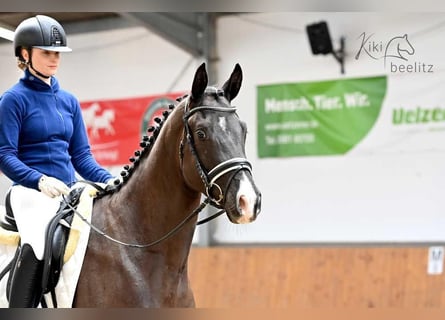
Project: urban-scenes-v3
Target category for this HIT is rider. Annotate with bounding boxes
[0,15,114,307]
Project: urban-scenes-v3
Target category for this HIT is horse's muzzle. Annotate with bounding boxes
[225,171,261,224]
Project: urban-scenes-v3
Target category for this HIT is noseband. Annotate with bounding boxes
[180,102,252,208]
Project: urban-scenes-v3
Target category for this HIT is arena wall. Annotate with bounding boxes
[188,246,445,307]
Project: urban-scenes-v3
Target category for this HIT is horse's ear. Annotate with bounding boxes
[191,62,208,101]
[222,63,243,102]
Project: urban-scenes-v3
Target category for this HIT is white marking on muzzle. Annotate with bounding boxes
[235,172,258,224]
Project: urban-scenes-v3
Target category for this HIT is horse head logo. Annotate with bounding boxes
[384,34,415,67]
[81,102,116,138]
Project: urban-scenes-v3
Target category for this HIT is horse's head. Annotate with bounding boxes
[180,63,261,224]
[384,34,415,66]
[397,34,415,56]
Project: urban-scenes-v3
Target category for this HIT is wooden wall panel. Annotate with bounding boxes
[188,247,445,307]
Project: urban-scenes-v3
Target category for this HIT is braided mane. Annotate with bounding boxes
[100,94,189,196]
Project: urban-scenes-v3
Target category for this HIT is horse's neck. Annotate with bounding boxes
[99,106,201,245]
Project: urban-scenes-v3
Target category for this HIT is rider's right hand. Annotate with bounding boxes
[38,175,70,198]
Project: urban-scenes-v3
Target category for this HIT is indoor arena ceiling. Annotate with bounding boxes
[0,12,232,57]
[0,12,119,28]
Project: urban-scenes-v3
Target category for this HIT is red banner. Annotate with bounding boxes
[80,92,184,166]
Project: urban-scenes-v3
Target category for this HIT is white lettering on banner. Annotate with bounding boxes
[344,92,371,108]
[313,95,343,110]
[95,150,119,162]
[264,120,319,131]
[428,246,444,275]
[265,133,314,146]
[264,98,313,113]
[293,133,315,144]
[264,92,372,113]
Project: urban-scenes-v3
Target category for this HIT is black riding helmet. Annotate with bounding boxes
[14,14,72,58]
[14,15,72,78]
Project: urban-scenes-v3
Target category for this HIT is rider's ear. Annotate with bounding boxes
[222,64,242,102]
[191,62,208,101]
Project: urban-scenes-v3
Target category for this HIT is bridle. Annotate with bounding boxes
[62,95,253,249]
[180,100,252,208]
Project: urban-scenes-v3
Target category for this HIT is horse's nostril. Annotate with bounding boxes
[238,195,248,214]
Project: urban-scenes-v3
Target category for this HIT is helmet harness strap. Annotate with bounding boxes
[25,48,51,80]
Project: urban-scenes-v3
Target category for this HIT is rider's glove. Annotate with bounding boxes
[38,175,70,198]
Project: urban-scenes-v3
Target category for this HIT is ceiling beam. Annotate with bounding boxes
[120,13,207,57]
[63,16,138,35]
[0,15,138,44]
[120,12,219,85]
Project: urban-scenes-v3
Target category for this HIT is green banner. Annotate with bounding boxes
[257,76,387,157]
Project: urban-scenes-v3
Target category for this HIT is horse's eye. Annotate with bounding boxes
[196,129,206,140]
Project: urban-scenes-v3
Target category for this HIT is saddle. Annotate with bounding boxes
[41,187,84,297]
[0,187,84,306]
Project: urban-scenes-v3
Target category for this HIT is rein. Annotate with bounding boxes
[62,191,224,249]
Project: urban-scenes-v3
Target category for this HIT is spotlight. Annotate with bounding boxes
[306,21,333,55]
[306,21,345,74]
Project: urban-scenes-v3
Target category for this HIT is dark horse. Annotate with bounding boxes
[71,63,261,307]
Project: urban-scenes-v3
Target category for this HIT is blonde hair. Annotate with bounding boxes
[17,47,30,71]
[17,59,28,71]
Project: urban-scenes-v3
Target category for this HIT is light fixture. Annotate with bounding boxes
[0,26,14,41]
[306,21,345,74]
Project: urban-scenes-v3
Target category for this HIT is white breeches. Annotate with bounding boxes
[9,185,62,260]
